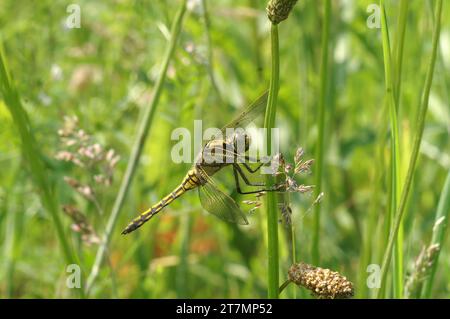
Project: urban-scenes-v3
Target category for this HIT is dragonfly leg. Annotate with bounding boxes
[234,164,265,186]
[233,164,277,194]
[241,161,264,173]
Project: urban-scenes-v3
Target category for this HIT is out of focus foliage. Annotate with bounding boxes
[0,0,448,298]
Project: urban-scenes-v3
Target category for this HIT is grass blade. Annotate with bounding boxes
[264,23,280,299]
[312,0,331,265]
[377,0,443,299]
[379,0,402,298]
[0,44,84,298]
[393,0,409,107]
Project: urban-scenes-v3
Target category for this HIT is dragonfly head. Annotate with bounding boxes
[232,130,251,153]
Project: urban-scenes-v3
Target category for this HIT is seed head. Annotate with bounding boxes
[288,262,354,299]
[63,205,100,245]
[405,244,440,298]
[279,203,292,225]
[266,0,298,24]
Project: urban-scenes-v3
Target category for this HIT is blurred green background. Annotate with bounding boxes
[0,0,448,298]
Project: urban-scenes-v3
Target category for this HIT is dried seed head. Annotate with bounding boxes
[284,162,293,173]
[313,191,324,204]
[297,184,314,193]
[405,244,440,298]
[279,203,292,225]
[243,192,264,214]
[266,0,298,24]
[285,176,299,191]
[55,151,75,162]
[288,263,354,299]
[294,147,304,163]
[63,205,100,246]
[295,158,314,174]
[56,116,120,186]
[63,176,96,201]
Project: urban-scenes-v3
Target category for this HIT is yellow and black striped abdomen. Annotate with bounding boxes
[121,169,201,234]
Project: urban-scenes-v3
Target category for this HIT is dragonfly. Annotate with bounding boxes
[122,91,275,235]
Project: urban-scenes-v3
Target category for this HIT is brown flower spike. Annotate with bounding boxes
[288,263,354,299]
[266,0,298,24]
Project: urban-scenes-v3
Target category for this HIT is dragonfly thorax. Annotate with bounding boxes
[197,131,251,167]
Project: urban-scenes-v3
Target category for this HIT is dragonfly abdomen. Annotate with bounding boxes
[121,169,201,234]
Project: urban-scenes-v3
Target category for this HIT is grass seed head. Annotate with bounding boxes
[288,262,354,299]
[405,244,440,298]
[266,0,298,24]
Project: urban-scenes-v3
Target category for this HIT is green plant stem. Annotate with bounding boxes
[421,170,450,297]
[381,0,407,298]
[312,0,331,265]
[393,0,409,107]
[0,45,85,298]
[379,0,402,298]
[3,180,18,298]
[200,0,222,103]
[264,23,280,299]
[377,0,443,298]
[279,279,291,294]
[392,0,409,299]
[289,196,297,298]
[85,0,187,295]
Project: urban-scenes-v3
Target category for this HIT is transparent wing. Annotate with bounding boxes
[197,166,249,225]
[221,91,268,134]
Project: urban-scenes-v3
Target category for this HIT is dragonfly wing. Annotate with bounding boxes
[221,91,268,134]
[197,167,249,225]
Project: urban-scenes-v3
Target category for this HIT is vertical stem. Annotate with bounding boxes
[393,0,409,107]
[312,0,331,265]
[377,0,443,298]
[85,0,187,295]
[392,0,409,299]
[289,211,297,298]
[379,0,402,297]
[264,23,280,299]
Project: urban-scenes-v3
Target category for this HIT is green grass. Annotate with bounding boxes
[0,45,84,298]
[312,0,331,266]
[379,0,402,298]
[0,0,448,298]
[264,22,280,299]
[377,0,443,298]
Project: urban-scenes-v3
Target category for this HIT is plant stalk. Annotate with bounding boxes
[312,0,331,265]
[264,23,280,299]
